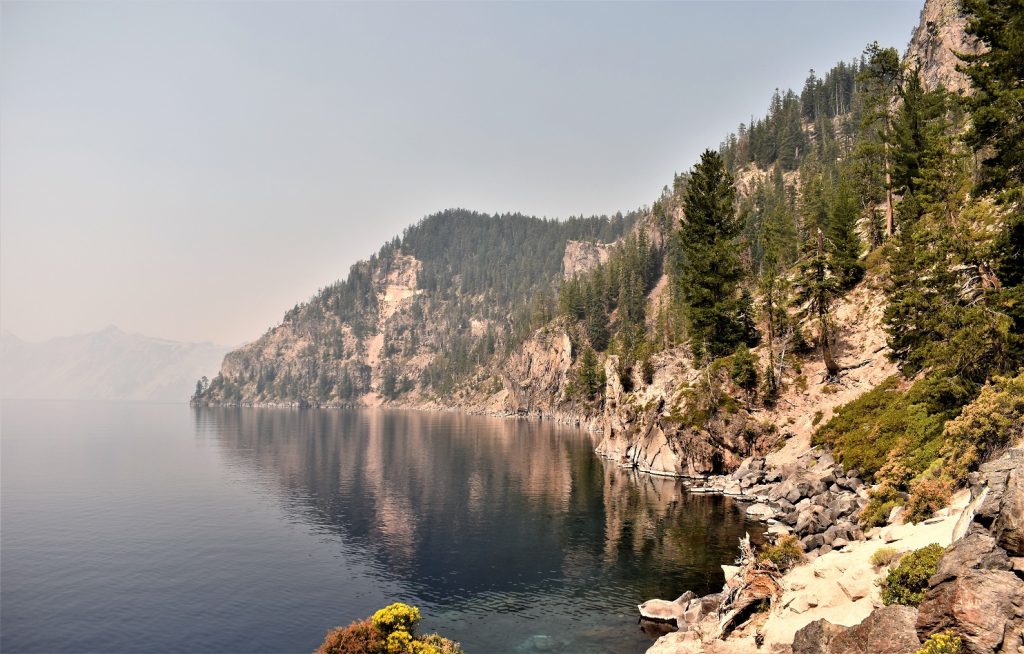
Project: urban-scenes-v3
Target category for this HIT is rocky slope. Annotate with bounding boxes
[639,446,1024,654]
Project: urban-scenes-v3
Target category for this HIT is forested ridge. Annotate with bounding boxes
[197,209,638,404]
[198,0,1024,516]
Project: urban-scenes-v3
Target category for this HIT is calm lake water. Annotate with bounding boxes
[1,401,760,654]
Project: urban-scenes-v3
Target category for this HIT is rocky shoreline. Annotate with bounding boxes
[635,447,1024,654]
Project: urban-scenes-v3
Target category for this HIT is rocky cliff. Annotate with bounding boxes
[904,0,983,93]
[196,209,638,408]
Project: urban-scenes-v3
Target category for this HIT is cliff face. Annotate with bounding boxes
[198,209,637,407]
[904,0,983,93]
[563,240,612,278]
[213,253,428,407]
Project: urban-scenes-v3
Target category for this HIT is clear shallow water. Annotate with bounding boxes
[1,401,761,654]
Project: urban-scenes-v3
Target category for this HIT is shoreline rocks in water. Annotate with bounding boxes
[640,447,1024,654]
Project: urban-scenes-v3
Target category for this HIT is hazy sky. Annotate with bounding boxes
[2,0,921,346]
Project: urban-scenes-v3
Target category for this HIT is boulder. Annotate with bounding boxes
[931,529,1012,585]
[829,495,858,518]
[916,568,1024,653]
[699,592,725,615]
[638,591,695,624]
[974,449,1024,529]
[992,462,1024,556]
[746,503,775,519]
[830,605,921,653]
[801,533,824,551]
[813,452,836,469]
[793,606,921,654]
[793,617,846,653]
[637,597,685,624]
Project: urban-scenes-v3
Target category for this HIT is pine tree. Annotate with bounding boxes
[959,0,1024,195]
[826,172,864,287]
[678,149,748,360]
[794,229,843,378]
[578,346,604,401]
[858,42,902,238]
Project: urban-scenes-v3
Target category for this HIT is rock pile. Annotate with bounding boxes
[689,449,869,556]
[794,447,1024,654]
[915,448,1024,654]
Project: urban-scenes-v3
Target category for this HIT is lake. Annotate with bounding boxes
[1,401,760,654]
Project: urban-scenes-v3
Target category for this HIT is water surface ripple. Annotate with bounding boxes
[1,401,761,654]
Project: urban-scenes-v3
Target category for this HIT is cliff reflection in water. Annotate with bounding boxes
[193,407,758,648]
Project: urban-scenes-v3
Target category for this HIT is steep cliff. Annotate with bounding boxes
[196,209,638,407]
[904,0,983,93]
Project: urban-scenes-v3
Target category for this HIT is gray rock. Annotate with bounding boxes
[822,526,838,546]
[993,459,1024,556]
[916,568,1024,653]
[794,606,921,654]
[811,478,829,496]
[831,606,921,653]
[785,484,806,504]
[792,618,846,654]
[931,529,1012,585]
[840,496,860,518]
[796,510,821,536]
[802,533,824,551]
[776,498,796,514]
[746,503,775,519]
[699,592,724,615]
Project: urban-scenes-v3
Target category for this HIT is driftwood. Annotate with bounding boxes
[715,534,783,639]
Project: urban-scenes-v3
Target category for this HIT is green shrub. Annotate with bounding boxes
[880,544,944,607]
[730,344,758,392]
[860,485,904,527]
[941,371,1024,482]
[814,373,975,480]
[916,631,963,654]
[905,477,953,524]
[758,534,804,572]
[870,546,901,568]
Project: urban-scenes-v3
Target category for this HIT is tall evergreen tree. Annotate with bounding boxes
[959,0,1024,196]
[794,229,843,378]
[678,149,749,360]
[858,42,902,238]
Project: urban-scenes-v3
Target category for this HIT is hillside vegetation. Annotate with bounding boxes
[198,0,1023,510]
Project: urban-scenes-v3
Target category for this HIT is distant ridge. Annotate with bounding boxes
[0,327,230,402]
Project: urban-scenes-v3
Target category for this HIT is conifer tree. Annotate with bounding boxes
[678,149,748,360]
[858,42,902,238]
[577,346,604,400]
[794,229,843,378]
[959,0,1024,195]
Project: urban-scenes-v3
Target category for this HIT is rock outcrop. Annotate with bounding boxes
[915,448,1024,654]
[562,240,612,278]
[904,0,984,94]
[793,605,922,654]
